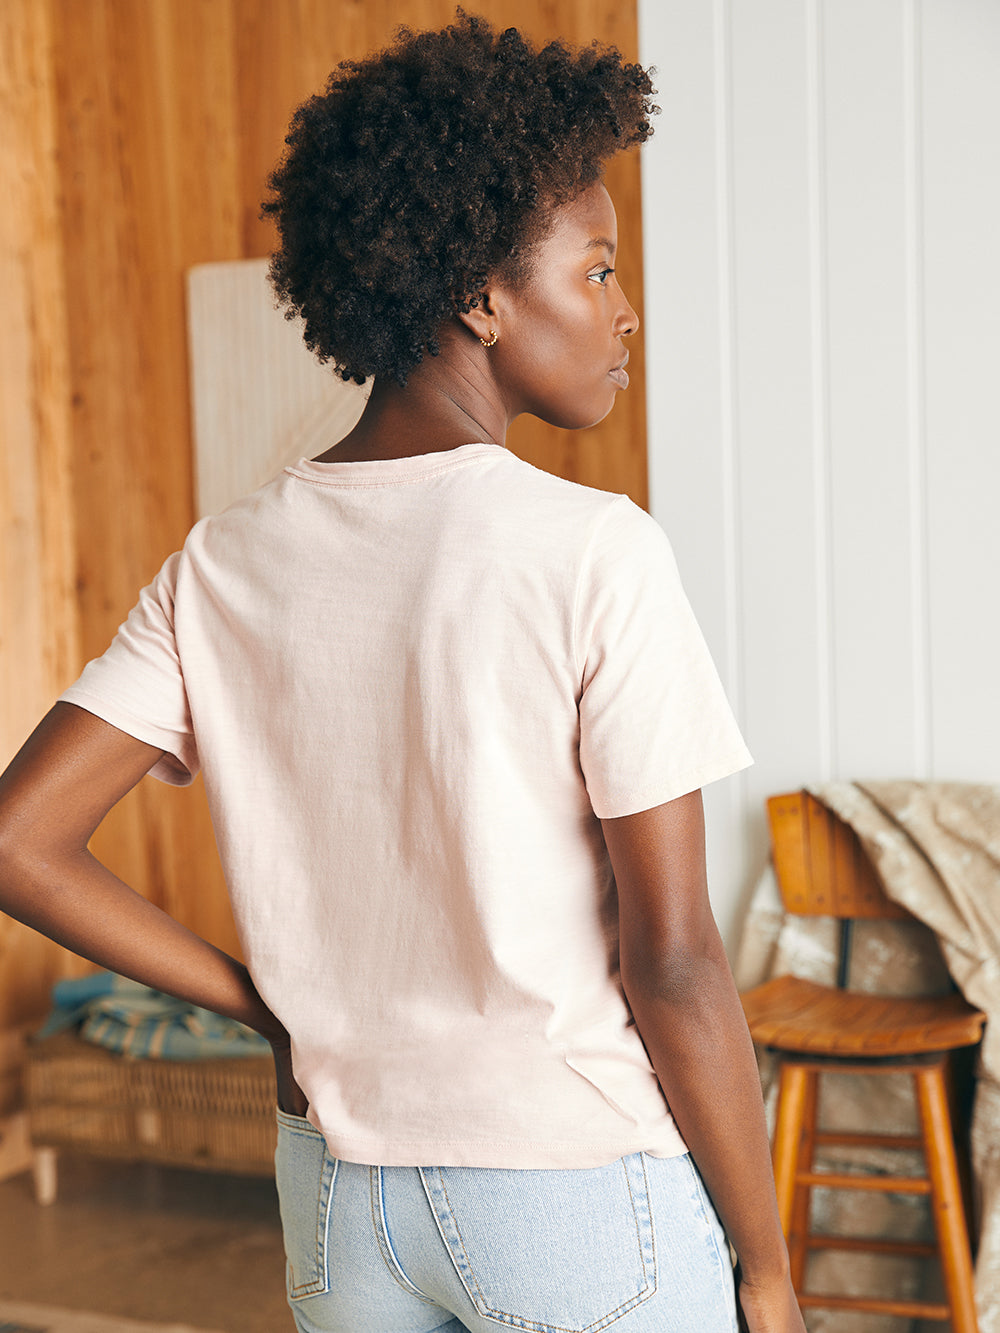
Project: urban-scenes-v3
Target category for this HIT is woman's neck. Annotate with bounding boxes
[313,326,510,463]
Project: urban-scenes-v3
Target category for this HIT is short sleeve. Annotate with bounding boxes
[59,552,199,785]
[576,498,751,818]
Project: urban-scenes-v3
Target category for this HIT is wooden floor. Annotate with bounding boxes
[0,1157,291,1332]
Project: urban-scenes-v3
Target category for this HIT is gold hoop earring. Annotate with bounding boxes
[479,329,498,348]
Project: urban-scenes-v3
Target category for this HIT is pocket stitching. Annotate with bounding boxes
[430,1168,492,1313]
[370,1166,439,1305]
[630,1153,657,1292]
[422,1158,657,1332]
[277,1119,337,1300]
[679,1154,737,1323]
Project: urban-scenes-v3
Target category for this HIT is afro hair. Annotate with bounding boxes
[262,11,656,386]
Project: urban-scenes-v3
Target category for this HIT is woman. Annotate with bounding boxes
[0,15,804,1333]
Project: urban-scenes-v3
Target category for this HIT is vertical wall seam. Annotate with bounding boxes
[805,0,836,781]
[711,0,752,877]
[903,0,932,777]
[712,0,743,725]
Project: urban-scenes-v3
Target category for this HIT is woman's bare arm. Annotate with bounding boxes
[0,701,306,1114]
[602,790,804,1333]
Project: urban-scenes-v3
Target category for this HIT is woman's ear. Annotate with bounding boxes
[455,290,499,346]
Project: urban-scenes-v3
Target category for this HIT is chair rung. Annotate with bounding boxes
[814,1131,924,1151]
[805,1233,938,1258]
[796,1170,931,1193]
[798,1292,949,1318]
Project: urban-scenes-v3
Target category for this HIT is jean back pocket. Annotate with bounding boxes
[420,1152,656,1331]
[275,1111,338,1300]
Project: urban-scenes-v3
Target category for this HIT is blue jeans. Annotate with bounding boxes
[275,1111,738,1333]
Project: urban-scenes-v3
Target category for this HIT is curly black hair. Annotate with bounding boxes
[262,11,656,385]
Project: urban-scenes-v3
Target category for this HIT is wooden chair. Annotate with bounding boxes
[741,790,986,1330]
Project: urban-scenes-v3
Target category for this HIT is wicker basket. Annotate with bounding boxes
[25,1031,277,1179]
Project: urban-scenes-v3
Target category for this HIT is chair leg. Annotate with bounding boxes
[915,1063,979,1333]
[787,1069,818,1289]
[772,1062,811,1263]
[944,1051,980,1253]
[32,1145,58,1206]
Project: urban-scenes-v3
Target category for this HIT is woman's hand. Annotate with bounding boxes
[269,1030,309,1118]
[736,1265,806,1333]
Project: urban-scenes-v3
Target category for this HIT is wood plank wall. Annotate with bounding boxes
[1,0,647,1037]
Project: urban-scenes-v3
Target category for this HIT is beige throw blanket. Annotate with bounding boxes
[735,781,1000,1331]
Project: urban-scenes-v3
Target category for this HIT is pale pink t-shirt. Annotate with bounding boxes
[61,443,751,1168]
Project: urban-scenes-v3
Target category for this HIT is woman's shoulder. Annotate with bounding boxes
[489,448,648,526]
[503,452,668,554]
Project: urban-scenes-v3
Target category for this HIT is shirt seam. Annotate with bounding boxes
[571,494,631,685]
[283,446,496,490]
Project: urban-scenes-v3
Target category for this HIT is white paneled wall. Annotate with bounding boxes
[638,0,1000,945]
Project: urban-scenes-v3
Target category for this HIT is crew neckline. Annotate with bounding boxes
[285,442,501,487]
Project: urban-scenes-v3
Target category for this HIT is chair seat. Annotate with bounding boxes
[741,973,986,1057]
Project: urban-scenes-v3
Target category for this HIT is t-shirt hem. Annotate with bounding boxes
[590,746,754,820]
[59,687,196,786]
[296,1122,690,1169]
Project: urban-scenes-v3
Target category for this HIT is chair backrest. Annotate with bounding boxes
[767,791,911,922]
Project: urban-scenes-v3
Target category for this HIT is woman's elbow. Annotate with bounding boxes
[620,928,731,1010]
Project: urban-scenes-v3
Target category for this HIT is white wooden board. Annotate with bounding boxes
[186,259,369,518]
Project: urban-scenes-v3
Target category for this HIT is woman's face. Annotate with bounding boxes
[488,183,639,431]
